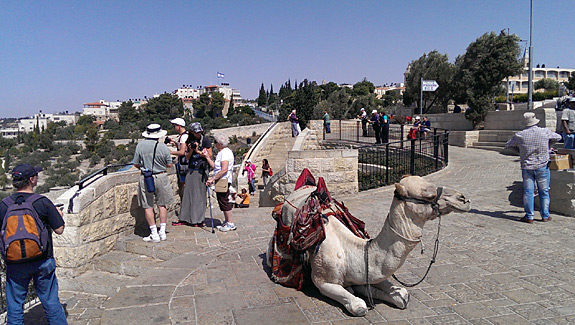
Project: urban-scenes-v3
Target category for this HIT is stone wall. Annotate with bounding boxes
[52,169,179,276]
[424,113,473,131]
[448,130,479,147]
[543,170,575,217]
[259,149,358,206]
[208,122,274,140]
[484,108,556,131]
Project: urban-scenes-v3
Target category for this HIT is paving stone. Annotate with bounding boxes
[486,313,531,324]
[104,285,174,308]
[501,289,542,304]
[100,304,170,325]
[451,302,498,318]
[232,303,308,324]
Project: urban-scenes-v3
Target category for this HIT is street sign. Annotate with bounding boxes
[422,80,439,92]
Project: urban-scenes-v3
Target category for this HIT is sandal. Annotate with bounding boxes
[172,221,188,226]
[191,222,205,227]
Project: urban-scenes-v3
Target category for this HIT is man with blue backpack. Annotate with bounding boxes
[0,164,67,324]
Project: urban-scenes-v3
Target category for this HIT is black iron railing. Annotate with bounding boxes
[76,163,134,190]
[357,130,449,191]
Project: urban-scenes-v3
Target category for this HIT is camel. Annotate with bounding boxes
[267,175,470,316]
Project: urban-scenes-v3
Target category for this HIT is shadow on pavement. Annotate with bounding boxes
[468,208,523,222]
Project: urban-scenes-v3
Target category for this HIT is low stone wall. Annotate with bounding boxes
[425,113,473,131]
[53,168,179,276]
[449,130,479,147]
[260,149,358,206]
[484,108,556,131]
[209,122,274,140]
[543,169,575,217]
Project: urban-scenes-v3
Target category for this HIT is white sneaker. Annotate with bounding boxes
[218,222,237,232]
[158,232,167,241]
[143,235,160,243]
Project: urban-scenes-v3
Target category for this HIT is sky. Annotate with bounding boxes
[1,0,572,118]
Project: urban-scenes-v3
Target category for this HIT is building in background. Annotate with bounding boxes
[505,52,575,95]
[18,113,79,133]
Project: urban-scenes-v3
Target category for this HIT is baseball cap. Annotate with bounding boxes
[12,164,42,180]
[170,118,186,127]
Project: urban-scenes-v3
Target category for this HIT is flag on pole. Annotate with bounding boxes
[217,72,225,79]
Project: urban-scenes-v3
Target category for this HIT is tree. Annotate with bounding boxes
[141,93,184,126]
[268,84,277,106]
[210,92,225,118]
[84,125,99,153]
[534,78,560,92]
[564,72,575,92]
[77,115,96,126]
[118,101,138,124]
[319,82,340,101]
[257,83,267,107]
[453,31,523,127]
[352,79,375,97]
[403,50,455,113]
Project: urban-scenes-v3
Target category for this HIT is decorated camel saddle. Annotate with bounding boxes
[266,169,470,316]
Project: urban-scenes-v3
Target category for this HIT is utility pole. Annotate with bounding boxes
[527,0,534,110]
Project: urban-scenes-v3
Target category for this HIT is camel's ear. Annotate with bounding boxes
[395,183,409,197]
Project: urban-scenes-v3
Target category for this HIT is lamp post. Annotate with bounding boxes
[527,0,534,110]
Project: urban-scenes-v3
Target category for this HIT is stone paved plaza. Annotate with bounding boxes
[25,146,575,324]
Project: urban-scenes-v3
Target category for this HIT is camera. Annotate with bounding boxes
[164,137,172,144]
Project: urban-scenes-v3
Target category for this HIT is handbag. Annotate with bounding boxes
[142,142,158,193]
[215,178,229,193]
[269,167,273,176]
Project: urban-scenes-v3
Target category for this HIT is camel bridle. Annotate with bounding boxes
[364,186,444,308]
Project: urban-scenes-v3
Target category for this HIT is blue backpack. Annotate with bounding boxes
[0,194,49,263]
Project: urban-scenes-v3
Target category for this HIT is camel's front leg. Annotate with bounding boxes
[352,280,409,309]
[315,282,368,316]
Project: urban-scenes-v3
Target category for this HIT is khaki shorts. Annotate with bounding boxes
[137,173,175,209]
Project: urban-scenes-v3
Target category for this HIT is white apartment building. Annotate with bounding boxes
[18,113,79,133]
[174,83,241,117]
[82,99,145,121]
[375,84,405,98]
[0,128,19,139]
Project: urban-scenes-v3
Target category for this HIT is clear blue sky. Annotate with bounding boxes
[1,0,572,118]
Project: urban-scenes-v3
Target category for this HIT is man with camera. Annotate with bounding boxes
[175,122,213,227]
[166,118,189,200]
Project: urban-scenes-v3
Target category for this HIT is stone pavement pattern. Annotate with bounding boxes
[24,146,575,324]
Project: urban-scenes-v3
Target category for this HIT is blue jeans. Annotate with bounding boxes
[522,167,551,220]
[6,258,67,325]
[564,133,575,149]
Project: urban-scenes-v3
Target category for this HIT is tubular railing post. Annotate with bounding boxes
[339,120,342,141]
[444,130,449,165]
[384,143,389,185]
[323,123,325,141]
[356,120,360,143]
[400,124,404,149]
[434,132,439,170]
[410,139,415,175]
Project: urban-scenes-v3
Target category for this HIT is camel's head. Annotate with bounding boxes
[394,176,470,220]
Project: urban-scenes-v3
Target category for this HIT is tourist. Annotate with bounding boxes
[205,133,236,232]
[244,160,257,195]
[368,109,381,144]
[380,111,389,143]
[505,112,561,223]
[235,188,250,208]
[261,158,272,187]
[175,122,212,227]
[289,109,299,137]
[167,118,189,201]
[357,108,368,137]
[420,116,431,137]
[561,97,575,149]
[323,110,331,134]
[133,124,174,242]
[0,164,67,324]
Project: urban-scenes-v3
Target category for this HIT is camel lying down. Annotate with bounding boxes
[267,175,470,316]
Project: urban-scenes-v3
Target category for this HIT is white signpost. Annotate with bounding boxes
[420,78,439,114]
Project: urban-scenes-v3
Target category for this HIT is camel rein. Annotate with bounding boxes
[364,187,443,308]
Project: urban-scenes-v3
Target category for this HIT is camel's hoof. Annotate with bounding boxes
[390,288,409,309]
[399,293,409,310]
[346,301,368,317]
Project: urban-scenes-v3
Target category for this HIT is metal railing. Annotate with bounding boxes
[357,130,449,191]
[76,163,134,190]
[321,120,449,191]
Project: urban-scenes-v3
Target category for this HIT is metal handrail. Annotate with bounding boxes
[76,163,134,190]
